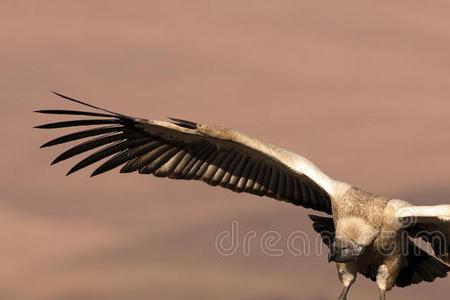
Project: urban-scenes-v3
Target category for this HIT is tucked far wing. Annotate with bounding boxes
[36,92,349,214]
[396,239,450,287]
[396,205,450,263]
[309,215,335,248]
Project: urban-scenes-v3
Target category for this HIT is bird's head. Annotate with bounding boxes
[328,217,379,263]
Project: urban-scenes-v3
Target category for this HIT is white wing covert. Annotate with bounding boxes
[397,205,450,263]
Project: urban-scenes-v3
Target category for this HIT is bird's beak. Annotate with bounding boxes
[328,243,338,263]
[328,252,335,263]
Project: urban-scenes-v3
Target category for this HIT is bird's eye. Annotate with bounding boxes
[355,245,364,254]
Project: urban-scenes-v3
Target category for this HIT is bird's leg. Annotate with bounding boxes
[376,264,389,300]
[336,263,356,300]
[338,285,351,300]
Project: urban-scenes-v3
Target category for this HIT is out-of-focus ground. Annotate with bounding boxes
[2,1,450,299]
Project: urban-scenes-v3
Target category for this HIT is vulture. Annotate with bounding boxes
[35,92,450,300]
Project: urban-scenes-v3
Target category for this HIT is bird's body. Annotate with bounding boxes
[36,92,450,300]
[332,188,396,299]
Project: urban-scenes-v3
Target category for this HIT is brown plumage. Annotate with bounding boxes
[36,92,450,300]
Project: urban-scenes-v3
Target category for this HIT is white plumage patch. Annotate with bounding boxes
[376,264,389,291]
[396,205,450,223]
[336,217,378,246]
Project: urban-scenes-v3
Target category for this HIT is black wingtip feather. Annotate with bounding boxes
[51,157,63,165]
[49,133,126,165]
[39,126,123,148]
[50,91,132,119]
[34,119,122,129]
[34,109,117,118]
[65,138,150,176]
[66,169,76,176]
[90,170,102,177]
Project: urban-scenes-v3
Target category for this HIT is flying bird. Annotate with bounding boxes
[36,92,450,300]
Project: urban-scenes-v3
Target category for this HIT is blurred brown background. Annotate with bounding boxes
[2,1,450,299]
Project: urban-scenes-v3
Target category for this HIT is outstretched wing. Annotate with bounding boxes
[36,92,348,214]
[396,205,450,263]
